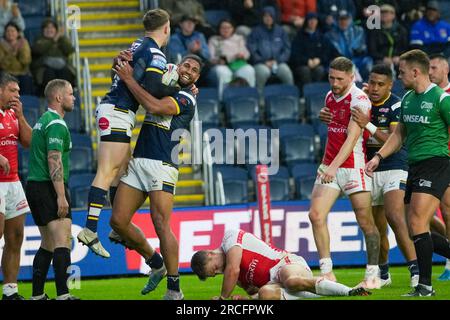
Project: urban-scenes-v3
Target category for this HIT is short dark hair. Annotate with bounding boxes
[143,9,170,32]
[330,57,354,73]
[429,53,449,65]
[370,64,393,80]
[400,49,430,74]
[41,18,58,31]
[0,72,19,88]
[190,251,209,281]
[3,21,22,36]
[44,79,71,100]
[181,54,204,72]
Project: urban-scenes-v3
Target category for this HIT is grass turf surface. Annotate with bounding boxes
[15,265,450,300]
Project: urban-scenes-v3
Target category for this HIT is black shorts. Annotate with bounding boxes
[25,181,72,226]
[404,156,450,204]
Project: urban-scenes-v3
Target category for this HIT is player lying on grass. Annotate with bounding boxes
[191,229,371,300]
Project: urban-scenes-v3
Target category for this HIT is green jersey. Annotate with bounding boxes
[400,84,450,164]
[28,109,72,183]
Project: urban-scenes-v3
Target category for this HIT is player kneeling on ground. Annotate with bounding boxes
[191,229,371,300]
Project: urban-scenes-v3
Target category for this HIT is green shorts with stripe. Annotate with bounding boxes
[120,158,178,194]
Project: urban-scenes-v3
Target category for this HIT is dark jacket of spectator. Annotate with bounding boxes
[247,6,291,64]
[229,0,279,28]
[368,21,408,64]
[317,0,355,30]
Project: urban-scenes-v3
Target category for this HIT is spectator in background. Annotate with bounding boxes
[247,6,294,92]
[325,10,372,81]
[410,1,450,56]
[290,12,338,93]
[0,0,25,38]
[229,0,279,37]
[317,0,355,32]
[0,22,34,95]
[354,0,399,27]
[434,0,450,23]
[159,0,215,39]
[277,0,317,39]
[397,0,426,30]
[167,15,210,86]
[31,19,76,96]
[208,19,255,99]
[367,4,408,73]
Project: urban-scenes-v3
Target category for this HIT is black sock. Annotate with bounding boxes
[379,262,389,280]
[431,232,450,259]
[407,259,419,276]
[86,186,107,232]
[145,252,163,270]
[109,186,118,206]
[413,232,433,286]
[167,275,180,291]
[32,247,53,296]
[53,247,71,296]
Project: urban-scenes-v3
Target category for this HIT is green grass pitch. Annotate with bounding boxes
[15,265,450,300]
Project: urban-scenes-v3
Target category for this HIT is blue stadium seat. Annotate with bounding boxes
[263,84,299,99]
[204,10,231,28]
[23,15,47,44]
[281,136,315,167]
[22,107,39,126]
[290,163,318,180]
[214,165,249,181]
[70,146,93,174]
[279,123,314,139]
[250,165,290,201]
[17,0,49,16]
[70,133,92,148]
[392,79,406,98]
[295,175,316,200]
[197,87,219,101]
[225,97,260,128]
[68,173,95,208]
[222,86,259,104]
[234,125,273,166]
[197,98,220,127]
[18,146,29,180]
[222,179,248,204]
[65,108,83,133]
[20,95,40,109]
[265,95,299,127]
[303,81,329,98]
[305,94,327,121]
[204,128,236,164]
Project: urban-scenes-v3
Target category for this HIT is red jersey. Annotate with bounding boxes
[0,108,20,182]
[322,84,372,168]
[221,229,287,289]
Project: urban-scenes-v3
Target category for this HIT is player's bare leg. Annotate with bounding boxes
[403,193,439,296]
[1,214,25,300]
[373,205,391,287]
[309,184,340,281]
[77,141,130,258]
[350,191,381,289]
[149,190,183,300]
[437,189,450,280]
[383,190,419,286]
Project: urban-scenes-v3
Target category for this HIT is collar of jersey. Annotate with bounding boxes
[47,107,61,118]
[372,93,391,107]
[333,83,356,103]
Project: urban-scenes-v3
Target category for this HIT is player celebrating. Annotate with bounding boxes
[109,54,201,300]
[308,57,381,289]
[0,73,32,300]
[191,229,371,300]
[77,9,180,258]
[429,53,450,281]
[366,49,450,296]
[319,64,420,288]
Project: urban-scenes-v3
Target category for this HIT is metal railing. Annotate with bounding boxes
[215,172,225,205]
[82,58,93,133]
[140,0,159,10]
[202,131,215,205]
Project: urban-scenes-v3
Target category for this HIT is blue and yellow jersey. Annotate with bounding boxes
[367,93,408,171]
[102,37,174,114]
[133,88,196,168]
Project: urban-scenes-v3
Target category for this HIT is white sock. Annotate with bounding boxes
[280,288,321,300]
[445,259,450,270]
[319,258,333,275]
[30,293,46,300]
[419,283,433,291]
[3,283,18,296]
[365,265,380,278]
[315,278,350,296]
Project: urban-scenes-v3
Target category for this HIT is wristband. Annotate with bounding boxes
[374,152,384,161]
[365,122,377,135]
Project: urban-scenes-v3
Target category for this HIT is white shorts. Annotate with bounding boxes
[95,103,136,139]
[315,164,372,196]
[269,254,313,284]
[372,169,408,206]
[0,181,30,220]
[121,158,179,194]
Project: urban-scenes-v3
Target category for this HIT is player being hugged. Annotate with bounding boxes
[109,54,202,300]
[191,229,371,300]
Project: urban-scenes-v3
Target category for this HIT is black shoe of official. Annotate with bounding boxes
[2,293,25,300]
[402,285,435,297]
[30,293,50,300]
[348,287,372,296]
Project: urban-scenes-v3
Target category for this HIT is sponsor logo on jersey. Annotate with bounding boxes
[419,179,432,188]
[246,258,259,285]
[420,101,433,112]
[378,108,389,113]
[344,180,359,191]
[0,139,17,146]
[33,123,42,130]
[328,127,347,134]
[403,114,430,123]
[357,95,368,101]
[49,137,63,146]
[98,117,110,131]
